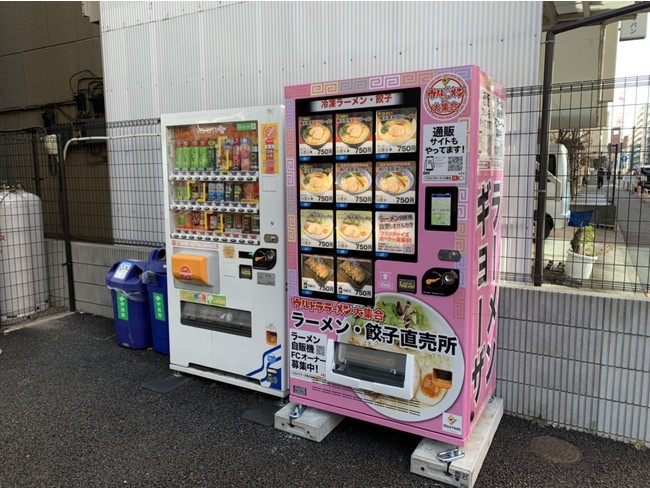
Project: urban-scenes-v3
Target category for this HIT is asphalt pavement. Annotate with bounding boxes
[1,313,649,488]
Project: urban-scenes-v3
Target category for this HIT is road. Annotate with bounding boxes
[611,180,650,290]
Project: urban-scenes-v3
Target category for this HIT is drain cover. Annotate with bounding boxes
[530,436,583,464]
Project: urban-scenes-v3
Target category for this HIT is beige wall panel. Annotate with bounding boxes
[50,43,80,102]
[46,1,81,45]
[22,49,53,105]
[0,112,25,130]
[0,53,26,109]
[0,3,22,56]
[75,2,100,40]
[77,39,102,78]
[19,2,48,51]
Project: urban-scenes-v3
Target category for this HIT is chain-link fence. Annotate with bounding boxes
[505,76,650,293]
[0,76,649,326]
[0,128,70,325]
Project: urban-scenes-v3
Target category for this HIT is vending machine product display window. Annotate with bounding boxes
[285,66,505,445]
[161,106,287,397]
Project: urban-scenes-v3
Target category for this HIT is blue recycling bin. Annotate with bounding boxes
[105,260,152,349]
[143,248,169,355]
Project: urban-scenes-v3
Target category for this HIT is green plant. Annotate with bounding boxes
[570,225,596,256]
[589,421,598,436]
[569,225,614,257]
[532,413,548,428]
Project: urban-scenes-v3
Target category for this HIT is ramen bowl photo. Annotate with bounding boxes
[337,170,371,195]
[301,169,333,195]
[378,118,416,145]
[301,123,332,149]
[338,121,371,148]
[338,215,372,244]
[376,170,414,195]
[302,213,333,241]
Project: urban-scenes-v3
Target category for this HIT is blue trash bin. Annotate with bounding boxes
[105,260,152,349]
[143,248,169,355]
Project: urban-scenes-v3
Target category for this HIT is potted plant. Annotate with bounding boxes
[564,225,598,279]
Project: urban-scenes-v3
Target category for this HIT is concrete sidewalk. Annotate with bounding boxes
[1,314,648,488]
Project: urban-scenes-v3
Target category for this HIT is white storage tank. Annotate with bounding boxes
[0,186,49,323]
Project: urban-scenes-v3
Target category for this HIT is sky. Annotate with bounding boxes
[616,21,650,77]
[611,17,650,154]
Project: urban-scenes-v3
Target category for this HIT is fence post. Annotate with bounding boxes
[56,134,76,312]
[29,130,43,199]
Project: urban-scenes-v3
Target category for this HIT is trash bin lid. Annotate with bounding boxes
[106,260,147,292]
[146,248,167,275]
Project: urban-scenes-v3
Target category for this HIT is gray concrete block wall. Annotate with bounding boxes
[497,284,650,446]
[71,242,150,319]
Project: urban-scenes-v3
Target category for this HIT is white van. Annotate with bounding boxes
[536,143,570,237]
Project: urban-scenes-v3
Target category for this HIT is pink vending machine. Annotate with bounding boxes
[285,66,505,445]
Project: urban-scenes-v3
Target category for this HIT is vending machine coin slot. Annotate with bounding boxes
[438,249,462,262]
[264,234,279,244]
[422,268,459,296]
[252,248,277,270]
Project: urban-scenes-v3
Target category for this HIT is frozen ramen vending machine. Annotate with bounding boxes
[285,66,505,443]
[161,106,287,397]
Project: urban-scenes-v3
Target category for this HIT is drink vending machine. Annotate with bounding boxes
[161,106,288,397]
[285,66,505,444]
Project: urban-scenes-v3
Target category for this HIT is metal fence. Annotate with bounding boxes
[505,76,650,294]
[0,128,71,325]
[0,76,648,326]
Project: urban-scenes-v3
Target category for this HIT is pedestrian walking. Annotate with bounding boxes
[597,167,605,190]
[606,168,612,182]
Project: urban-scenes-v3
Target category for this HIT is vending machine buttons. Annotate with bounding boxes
[422,268,459,296]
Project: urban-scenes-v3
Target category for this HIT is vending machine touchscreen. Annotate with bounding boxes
[285,67,505,444]
[161,106,287,397]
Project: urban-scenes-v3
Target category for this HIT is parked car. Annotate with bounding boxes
[639,164,650,190]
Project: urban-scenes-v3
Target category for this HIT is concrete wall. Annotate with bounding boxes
[72,241,149,318]
[498,284,650,446]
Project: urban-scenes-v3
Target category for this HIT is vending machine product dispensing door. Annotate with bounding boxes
[285,66,505,444]
[161,106,287,397]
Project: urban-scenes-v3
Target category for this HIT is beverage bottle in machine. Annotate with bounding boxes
[176,141,189,170]
[240,137,251,171]
[217,136,227,171]
[189,140,200,170]
[174,141,184,170]
[224,138,233,171]
[232,138,241,171]
[207,139,217,170]
[199,140,209,169]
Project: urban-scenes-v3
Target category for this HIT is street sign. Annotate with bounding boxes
[621,155,629,163]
